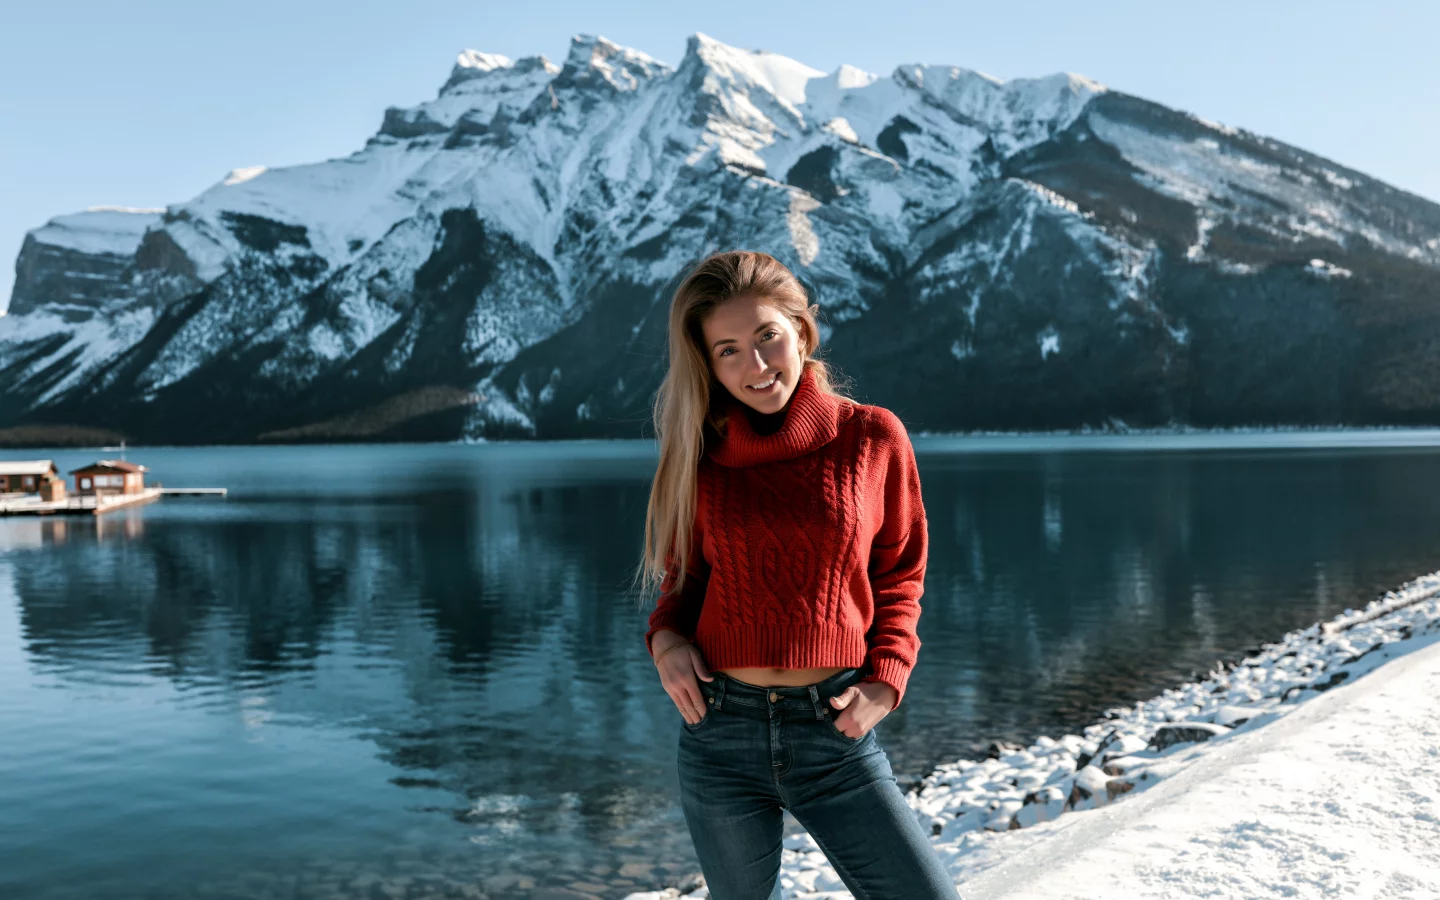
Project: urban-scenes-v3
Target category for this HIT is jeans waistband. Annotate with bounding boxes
[697,666,868,722]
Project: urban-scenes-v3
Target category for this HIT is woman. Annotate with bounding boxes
[634,250,961,899]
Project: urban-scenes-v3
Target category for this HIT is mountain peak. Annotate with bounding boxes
[681,32,825,107]
[558,33,670,91]
[831,63,879,90]
[456,49,514,73]
[441,50,559,92]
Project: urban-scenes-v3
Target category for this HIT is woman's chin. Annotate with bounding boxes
[738,388,790,413]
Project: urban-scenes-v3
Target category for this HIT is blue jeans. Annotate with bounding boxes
[676,667,962,900]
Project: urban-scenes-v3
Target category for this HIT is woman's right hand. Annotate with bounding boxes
[654,635,714,725]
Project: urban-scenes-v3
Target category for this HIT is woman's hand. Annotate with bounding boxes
[828,681,897,738]
[653,634,714,725]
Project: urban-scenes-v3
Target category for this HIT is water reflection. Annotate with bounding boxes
[2,441,1439,898]
[917,448,1440,758]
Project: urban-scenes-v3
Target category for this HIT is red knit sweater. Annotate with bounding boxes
[645,365,929,709]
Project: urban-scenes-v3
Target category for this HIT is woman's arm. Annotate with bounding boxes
[862,411,928,710]
[645,515,711,658]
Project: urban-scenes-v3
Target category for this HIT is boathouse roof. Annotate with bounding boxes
[68,459,148,475]
[0,460,58,476]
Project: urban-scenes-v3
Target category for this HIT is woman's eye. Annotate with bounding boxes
[717,331,778,357]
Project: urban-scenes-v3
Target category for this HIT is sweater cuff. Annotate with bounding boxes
[862,656,913,711]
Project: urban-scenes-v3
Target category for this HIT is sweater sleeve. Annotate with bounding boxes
[862,413,928,710]
[644,513,711,659]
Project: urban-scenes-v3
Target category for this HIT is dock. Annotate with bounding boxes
[1,456,226,518]
[0,486,225,517]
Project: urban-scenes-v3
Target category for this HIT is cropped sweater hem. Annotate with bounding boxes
[697,621,869,672]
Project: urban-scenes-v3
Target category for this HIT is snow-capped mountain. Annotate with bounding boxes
[5,32,1440,444]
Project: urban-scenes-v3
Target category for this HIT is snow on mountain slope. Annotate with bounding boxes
[27,206,163,258]
[384,50,561,135]
[1086,108,1440,267]
[5,31,1440,443]
[6,207,162,318]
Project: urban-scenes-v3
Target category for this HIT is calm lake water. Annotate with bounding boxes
[5,434,1440,899]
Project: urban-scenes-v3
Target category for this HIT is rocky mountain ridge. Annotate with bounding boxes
[4,32,1439,444]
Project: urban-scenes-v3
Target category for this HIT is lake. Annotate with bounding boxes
[4,434,1440,899]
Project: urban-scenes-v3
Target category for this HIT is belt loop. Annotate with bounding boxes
[713,674,728,711]
[807,684,824,720]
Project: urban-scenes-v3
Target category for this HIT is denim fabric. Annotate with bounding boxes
[676,667,962,900]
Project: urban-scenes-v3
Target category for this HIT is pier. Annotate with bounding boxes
[0,486,227,515]
[0,487,229,516]
[0,458,227,517]
[0,487,163,517]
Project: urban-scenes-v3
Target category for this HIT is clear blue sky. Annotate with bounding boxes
[2,1,1436,306]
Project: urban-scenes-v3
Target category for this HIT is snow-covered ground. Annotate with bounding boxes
[628,570,1440,899]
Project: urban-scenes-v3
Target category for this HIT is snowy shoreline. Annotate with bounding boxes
[627,569,1440,899]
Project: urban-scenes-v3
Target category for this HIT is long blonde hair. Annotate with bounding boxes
[632,249,855,609]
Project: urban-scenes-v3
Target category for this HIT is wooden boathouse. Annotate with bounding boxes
[0,457,225,517]
[70,459,148,497]
[0,460,67,502]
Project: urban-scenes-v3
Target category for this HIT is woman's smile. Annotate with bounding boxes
[746,373,780,394]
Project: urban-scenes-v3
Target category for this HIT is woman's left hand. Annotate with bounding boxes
[828,682,897,738]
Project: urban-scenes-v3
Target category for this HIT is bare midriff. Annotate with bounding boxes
[713,666,850,688]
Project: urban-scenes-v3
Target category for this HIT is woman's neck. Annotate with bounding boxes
[742,400,790,436]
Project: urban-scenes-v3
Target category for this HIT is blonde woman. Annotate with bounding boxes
[636,250,961,899]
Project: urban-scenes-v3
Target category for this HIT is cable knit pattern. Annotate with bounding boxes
[645,366,929,709]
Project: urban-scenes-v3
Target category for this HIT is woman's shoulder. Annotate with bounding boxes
[841,399,911,445]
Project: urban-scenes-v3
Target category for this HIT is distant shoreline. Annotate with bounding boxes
[7,423,1440,452]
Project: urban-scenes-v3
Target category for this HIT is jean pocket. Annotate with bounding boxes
[822,708,863,743]
[682,707,717,732]
[682,688,718,732]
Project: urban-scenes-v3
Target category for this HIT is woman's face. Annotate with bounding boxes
[700,293,807,414]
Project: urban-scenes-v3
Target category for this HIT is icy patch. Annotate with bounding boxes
[1187,216,1214,261]
[306,324,345,360]
[787,192,822,266]
[950,337,974,360]
[820,117,859,143]
[1214,258,1260,275]
[1190,113,1239,136]
[1015,179,1083,216]
[1320,169,1355,190]
[1306,258,1353,279]
[1099,237,1157,311]
[463,374,537,439]
[1038,326,1060,359]
[222,166,267,186]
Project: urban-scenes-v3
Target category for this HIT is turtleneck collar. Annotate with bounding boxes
[707,365,846,467]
